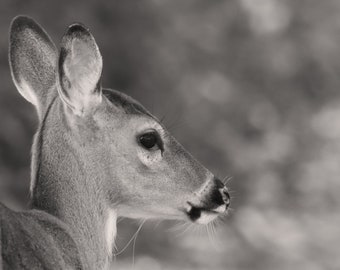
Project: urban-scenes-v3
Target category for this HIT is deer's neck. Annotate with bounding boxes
[30,98,116,269]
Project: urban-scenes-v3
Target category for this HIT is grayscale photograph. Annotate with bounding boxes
[0,1,338,270]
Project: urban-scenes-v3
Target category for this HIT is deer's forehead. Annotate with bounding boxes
[94,89,165,134]
[102,88,152,117]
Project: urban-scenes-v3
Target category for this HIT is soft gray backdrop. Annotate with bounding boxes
[0,0,339,269]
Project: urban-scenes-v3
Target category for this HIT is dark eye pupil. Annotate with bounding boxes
[139,133,157,149]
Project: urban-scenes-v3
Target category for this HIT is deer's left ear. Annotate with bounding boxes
[58,23,102,115]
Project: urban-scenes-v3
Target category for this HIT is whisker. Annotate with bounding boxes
[153,219,164,229]
[168,221,188,233]
[114,220,146,257]
[132,219,146,267]
[222,176,233,185]
[158,104,187,133]
[179,223,194,236]
[170,222,191,237]
[206,224,218,251]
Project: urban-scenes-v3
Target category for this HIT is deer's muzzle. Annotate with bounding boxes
[186,177,230,224]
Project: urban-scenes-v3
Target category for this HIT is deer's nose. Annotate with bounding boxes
[186,177,231,222]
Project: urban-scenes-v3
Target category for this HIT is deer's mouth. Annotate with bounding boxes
[186,203,228,224]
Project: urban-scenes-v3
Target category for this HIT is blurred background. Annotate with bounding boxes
[1,0,340,269]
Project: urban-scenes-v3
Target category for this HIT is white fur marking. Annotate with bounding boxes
[196,211,218,224]
[17,80,39,107]
[105,209,117,256]
[213,204,226,213]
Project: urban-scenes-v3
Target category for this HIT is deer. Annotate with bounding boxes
[0,15,231,269]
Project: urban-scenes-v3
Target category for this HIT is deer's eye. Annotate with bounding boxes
[138,131,162,151]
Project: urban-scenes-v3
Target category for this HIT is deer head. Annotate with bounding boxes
[9,15,230,266]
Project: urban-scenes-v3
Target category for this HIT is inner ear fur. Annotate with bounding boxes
[57,23,103,116]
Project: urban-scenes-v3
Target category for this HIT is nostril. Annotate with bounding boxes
[213,177,231,206]
[221,188,231,207]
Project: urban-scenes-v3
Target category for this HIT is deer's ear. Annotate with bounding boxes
[9,16,57,115]
[58,23,102,116]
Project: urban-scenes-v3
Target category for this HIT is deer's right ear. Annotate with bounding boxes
[57,23,103,116]
[9,16,57,116]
